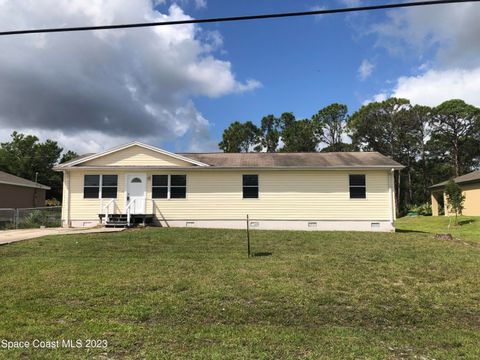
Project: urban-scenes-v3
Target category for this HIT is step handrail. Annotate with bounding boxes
[102,199,116,224]
[126,198,137,227]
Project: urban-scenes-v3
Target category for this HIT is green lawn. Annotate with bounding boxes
[396,215,480,243]
[1,227,480,359]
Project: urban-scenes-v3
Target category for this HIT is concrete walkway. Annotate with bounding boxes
[0,227,125,245]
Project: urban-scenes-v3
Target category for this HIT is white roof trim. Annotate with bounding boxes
[56,141,210,168]
[0,180,50,190]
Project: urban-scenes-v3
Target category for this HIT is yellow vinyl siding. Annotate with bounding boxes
[82,145,194,167]
[68,171,126,220]
[64,169,392,222]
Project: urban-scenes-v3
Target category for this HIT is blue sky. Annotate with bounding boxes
[0,0,479,153]
[154,0,457,150]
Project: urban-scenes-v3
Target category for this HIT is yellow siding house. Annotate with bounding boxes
[431,170,480,216]
[55,142,404,232]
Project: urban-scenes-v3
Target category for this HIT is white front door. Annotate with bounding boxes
[126,174,146,214]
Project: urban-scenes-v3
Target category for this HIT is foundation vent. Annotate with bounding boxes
[308,222,318,228]
[371,222,381,229]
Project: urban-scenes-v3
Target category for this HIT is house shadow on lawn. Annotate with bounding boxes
[253,252,273,257]
[395,229,428,234]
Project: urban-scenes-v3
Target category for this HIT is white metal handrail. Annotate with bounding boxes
[126,199,137,227]
[102,199,116,224]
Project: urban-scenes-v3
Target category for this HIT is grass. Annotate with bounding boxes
[396,215,480,243]
[1,227,480,359]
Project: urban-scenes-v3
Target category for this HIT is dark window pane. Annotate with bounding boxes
[243,186,258,199]
[102,175,118,186]
[84,175,99,186]
[130,177,142,184]
[171,175,186,187]
[171,187,186,199]
[152,175,168,186]
[243,175,258,186]
[349,175,366,187]
[102,187,117,199]
[152,187,168,199]
[350,187,366,199]
[84,187,99,199]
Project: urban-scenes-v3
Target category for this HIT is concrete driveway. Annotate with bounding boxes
[0,227,125,245]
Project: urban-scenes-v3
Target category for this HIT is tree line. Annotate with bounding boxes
[0,132,78,202]
[219,98,480,214]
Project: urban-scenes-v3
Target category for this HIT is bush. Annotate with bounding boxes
[17,209,61,229]
[406,203,432,216]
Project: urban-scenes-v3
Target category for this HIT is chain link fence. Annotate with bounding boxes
[0,206,61,230]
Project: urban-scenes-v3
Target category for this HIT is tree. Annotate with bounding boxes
[430,100,480,177]
[444,179,465,225]
[258,115,281,152]
[60,150,79,164]
[312,103,349,152]
[348,98,420,214]
[0,132,64,200]
[278,113,320,152]
[218,121,261,153]
[320,143,357,153]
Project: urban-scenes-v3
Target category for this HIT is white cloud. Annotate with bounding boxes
[370,67,480,107]
[0,0,258,153]
[358,59,374,80]
[362,2,480,108]
[370,2,480,68]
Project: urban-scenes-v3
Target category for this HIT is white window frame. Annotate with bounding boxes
[83,174,118,199]
[152,174,187,200]
[242,174,259,200]
[349,174,367,200]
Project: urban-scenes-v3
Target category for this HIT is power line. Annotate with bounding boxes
[0,0,478,36]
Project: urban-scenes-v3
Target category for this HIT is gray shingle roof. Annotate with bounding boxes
[179,152,404,168]
[431,170,480,189]
[0,171,50,190]
[59,153,95,166]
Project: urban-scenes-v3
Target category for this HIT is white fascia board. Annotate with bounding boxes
[55,141,210,168]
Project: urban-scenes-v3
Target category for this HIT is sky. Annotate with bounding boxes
[0,0,479,154]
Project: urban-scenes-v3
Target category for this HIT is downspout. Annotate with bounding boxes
[66,171,71,227]
[389,168,395,224]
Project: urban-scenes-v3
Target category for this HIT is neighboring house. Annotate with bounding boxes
[54,142,404,232]
[430,170,480,216]
[0,171,50,208]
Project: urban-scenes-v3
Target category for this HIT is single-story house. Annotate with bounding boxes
[0,170,50,208]
[54,142,404,232]
[430,170,480,216]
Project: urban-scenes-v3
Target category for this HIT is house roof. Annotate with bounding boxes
[179,152,404,169]
[0,171,50,190]
[59,153,95,166]
[55,141,404,170]
[431,170,480,189]
[54,142,210,169]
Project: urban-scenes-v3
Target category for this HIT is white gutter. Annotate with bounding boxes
[389,168,396,223]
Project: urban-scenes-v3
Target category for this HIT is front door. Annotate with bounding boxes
[126,174,146,214]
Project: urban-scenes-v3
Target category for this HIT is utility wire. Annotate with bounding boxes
[0,0,478,36]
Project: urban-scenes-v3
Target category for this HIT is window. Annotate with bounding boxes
[152,175,186,199]
[83,175,118,199]
[84,175,100,199]
[349,174,366,199]
[152,175,168,199]
[243,175,259,199]
[171,175,187,199]
[102,175,118,199]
